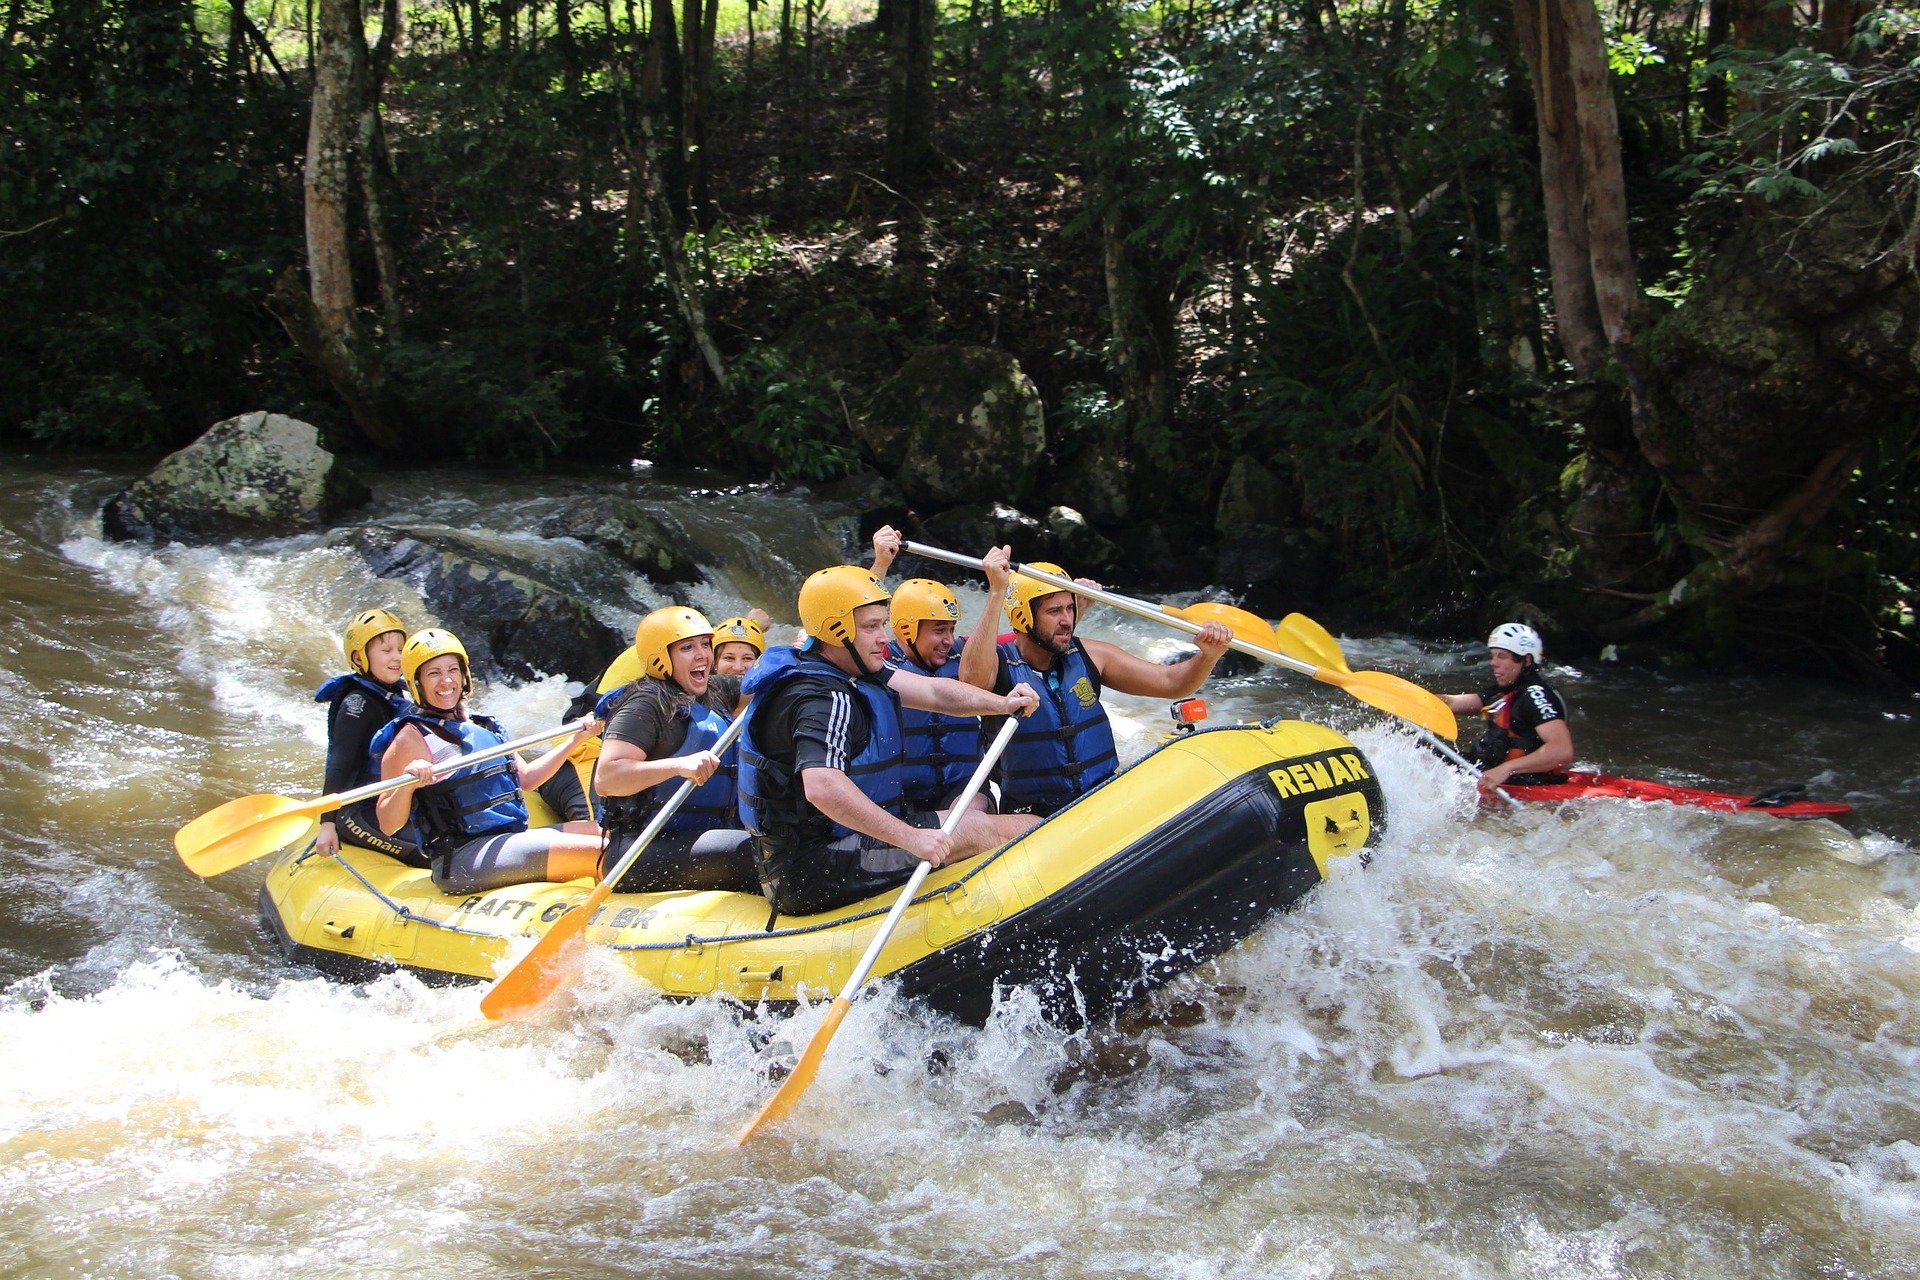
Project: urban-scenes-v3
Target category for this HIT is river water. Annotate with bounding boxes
[2,456,1917,1279]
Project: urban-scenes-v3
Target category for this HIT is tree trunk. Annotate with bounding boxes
[356,0,405,336]
[270,0,407,449]
[649,0,689,224]
[883,0,938,184]
[615,8,725,389]
[1510,0,1635,380]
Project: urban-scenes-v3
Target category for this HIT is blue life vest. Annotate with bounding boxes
[597,678,739,834]
[886,639,981,806]
[736,645,906,842]
[996,638,1118,813]
[314,672,412,786]
[368,710,528,850]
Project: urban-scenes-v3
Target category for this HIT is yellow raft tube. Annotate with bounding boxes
[260,718,1383,1025]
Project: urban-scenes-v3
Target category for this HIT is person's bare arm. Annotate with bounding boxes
[801,767,955,865]
[957,545,1014,690]
[375,725,434,835]
[593,736,718,797]
[891,667,1037,718]
[1478,719,1573,790]
[1084,623,1233,699]
[513,717,602,790]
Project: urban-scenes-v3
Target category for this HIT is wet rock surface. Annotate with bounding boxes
[337,524,624,686]
[101,411,369,543]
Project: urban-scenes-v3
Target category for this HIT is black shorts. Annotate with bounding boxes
[759,809,943,917]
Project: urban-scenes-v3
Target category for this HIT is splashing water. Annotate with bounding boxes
[1,460,1916,1278]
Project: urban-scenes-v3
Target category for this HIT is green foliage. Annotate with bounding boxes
[1,1,308,448]
[1672,12,1920,204]
[727,346,861,483]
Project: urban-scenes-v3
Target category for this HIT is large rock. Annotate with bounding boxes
[775,301,895,387]
[1044,505,1120,577]
[1214,524,1332,613]
[860,345,1046,506]
[537,496,702,584]
[915,503,1045,569]
[338,525,623,686]
[1214,456,1294,538]
[101,411,369,543]
[1055,441,1133,525]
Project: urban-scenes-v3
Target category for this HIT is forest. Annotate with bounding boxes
[3,1,1917,680]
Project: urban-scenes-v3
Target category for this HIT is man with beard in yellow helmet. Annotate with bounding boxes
[958,545,1232,817]
[735,566,1039,918]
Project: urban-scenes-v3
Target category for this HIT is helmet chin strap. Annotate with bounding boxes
[844,641,878,678]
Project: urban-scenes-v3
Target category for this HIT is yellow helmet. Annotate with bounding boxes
[798,565,890,648]
[344,607,407,675]
[1004,562,1072,635]
[402,628,471,704]
[713,615,767,656]
[633,605,714,680]
[890,579,960,647]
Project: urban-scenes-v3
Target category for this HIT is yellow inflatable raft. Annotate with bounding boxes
[260,718,1382,1024]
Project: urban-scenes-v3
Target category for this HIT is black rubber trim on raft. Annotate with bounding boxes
[891,751,1386,1027]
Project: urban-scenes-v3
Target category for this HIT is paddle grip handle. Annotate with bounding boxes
[327,716,598,810]
[597,711,752,887]
[836,714,1021,999]
[902,541,1316,678]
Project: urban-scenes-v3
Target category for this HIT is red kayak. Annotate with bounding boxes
[1500,772,1852,820]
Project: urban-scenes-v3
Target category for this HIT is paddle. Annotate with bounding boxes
[902,542,1458,741]
[737,714,1022,1144]
[175,717,596,878]
[478,711,752,1022]
[1274,613,1514,806]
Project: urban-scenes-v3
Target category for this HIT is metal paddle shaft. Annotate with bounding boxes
[902,541,1458,741]
[737,715,1022,1144]
[175,717,596,878]
[1277,613,1514,807]
[479,711,753,1022]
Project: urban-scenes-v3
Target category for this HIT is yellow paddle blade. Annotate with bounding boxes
[175,793,327,878]
[1276,613,1350,674]
[478,880,611,1021]
[738,996,852,1144]
[1169,602,1279,652]
[1317,668,1458,740]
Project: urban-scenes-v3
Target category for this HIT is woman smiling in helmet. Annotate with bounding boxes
[592,606,758,892]
[314,607,420,862]
[710,612,769,678]
[370,629,604,895]
[1442,622,1575,792]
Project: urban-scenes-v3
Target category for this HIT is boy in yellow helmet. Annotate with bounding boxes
[314,607,422,862]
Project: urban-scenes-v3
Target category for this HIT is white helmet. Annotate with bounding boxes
[1487,622,1543,662]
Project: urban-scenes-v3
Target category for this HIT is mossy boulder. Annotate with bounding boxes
[101,411,369,543]
[860,345,1046,506]
[537,496,702,584]
[338,524,624,686]
[1214,456,1293,538]
[775,301,895,387]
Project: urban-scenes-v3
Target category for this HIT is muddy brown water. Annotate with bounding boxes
[2,458,1916,1278]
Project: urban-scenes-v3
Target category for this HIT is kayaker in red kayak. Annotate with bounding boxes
[1442,623,1575,794]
